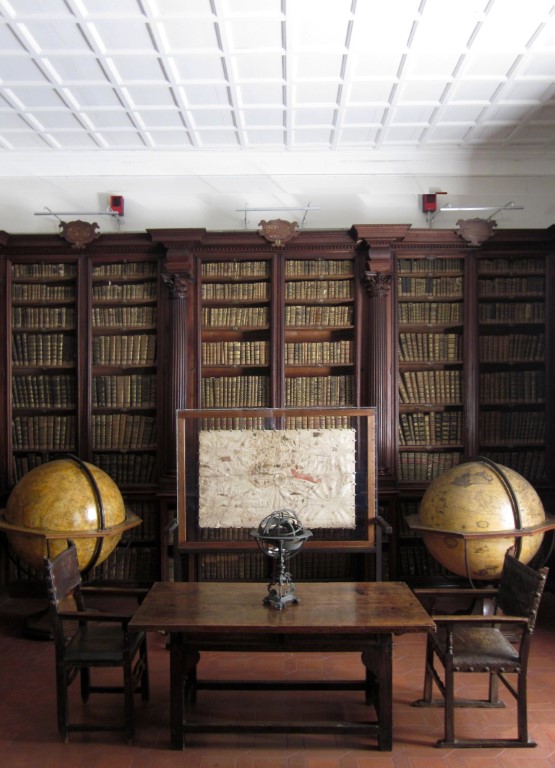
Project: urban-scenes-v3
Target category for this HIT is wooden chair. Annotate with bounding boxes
[43,541,149,743]
[413,550,548,748]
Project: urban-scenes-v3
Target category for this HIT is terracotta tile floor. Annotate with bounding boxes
[1,588,555,768]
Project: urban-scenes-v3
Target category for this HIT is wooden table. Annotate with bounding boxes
[129,581,435,751]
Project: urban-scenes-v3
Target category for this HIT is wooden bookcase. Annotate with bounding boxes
[1,224,553,586]
[0,235,164,585]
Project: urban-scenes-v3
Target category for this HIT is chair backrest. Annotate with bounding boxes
[497,550,549,632]
[44,541,84,613]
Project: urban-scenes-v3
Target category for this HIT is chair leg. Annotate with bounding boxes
[80,667,90,703]
[123,662,135,744]
[442,659,456,745]
[140,640,149,702]
[412,635,434,706]
[57,667,70,742]
[517,670,529,744]
[488,671,500,705]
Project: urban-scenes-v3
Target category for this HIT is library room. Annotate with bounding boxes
[1,1,555,766]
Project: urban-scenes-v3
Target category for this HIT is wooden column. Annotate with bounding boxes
[161,270,192,484]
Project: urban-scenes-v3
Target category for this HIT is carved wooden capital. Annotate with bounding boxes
[162,272,192,299]
[365,272,392,297]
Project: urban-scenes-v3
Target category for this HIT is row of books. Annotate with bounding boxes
[399,370,462,404]
[479,370,545,402]
[92,306,156,327]
[92,452,157,485]
[89,544,158,583]
[478,276,544,296]
[92,334,156,366]
[397,258,464,274]
[399,450,461,481]
[202,261,270,278]
[12,283,74,301]
[284,304,353,326]
[124,501,159,540]
[479,301,544,322]
[478,257,545,274]
[199,553,268,581]
[398,301,463,324]
[201,306,269,327]
[479,333,545,362]
[92,374,157,407]
[285,259,353,276]
[13,453,50,483]
[202,340,269,365]
[481,450,545,481]
[479,410,545,442]
[201,375,270,407]
[13,263,77,278]
[397,276,463,297]
[13,373,75,408]
[202,282,270,300]
[13,332,75,366]
[12,414,75,450]
[91,414,156,450]
[285,279,353,300]
[285,375,355,406]
[12,306,75,329]
[399,332,461,362]
[92,281,157,301]
[399,543,448,579]
[284,340,353,365]
[399,411,462,445]
[92,262,158,277]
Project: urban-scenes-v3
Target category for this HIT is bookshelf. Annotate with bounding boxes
[396,256,465,484]
[1,225,554,588]
[10,259,79,482]
[283,256,357,407]
[1,238,164,587]
[477,254,548,483]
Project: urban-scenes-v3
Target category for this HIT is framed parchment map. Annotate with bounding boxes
[177,407,377,552]
[198,428,356,529]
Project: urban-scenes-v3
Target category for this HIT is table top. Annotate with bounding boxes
[129,581,435,635]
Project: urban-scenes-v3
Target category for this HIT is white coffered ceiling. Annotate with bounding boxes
[0,0,554,233]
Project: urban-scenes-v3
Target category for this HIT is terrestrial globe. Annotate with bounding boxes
[0,457,140,573]
[412,458,550,581]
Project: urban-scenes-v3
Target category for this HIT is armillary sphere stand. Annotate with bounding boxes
[251,509,312,610]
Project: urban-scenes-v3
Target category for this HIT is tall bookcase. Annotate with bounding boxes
[1,235,164,585]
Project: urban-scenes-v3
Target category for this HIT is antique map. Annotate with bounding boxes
[198,428,356,529]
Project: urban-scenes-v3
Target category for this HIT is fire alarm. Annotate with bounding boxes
[422,194,438,213]
[109,194,124,216]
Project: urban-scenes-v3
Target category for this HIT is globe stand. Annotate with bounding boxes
[251,510,312,610]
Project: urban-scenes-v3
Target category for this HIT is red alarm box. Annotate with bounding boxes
[109,195,124,216]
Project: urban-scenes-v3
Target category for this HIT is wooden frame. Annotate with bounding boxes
[176,407,377,558]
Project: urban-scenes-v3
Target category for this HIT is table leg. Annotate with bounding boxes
[169,632,184,750]
[362,634,393,751]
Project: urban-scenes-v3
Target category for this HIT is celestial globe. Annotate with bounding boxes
[413,458,550,581]
[0,457,139,573]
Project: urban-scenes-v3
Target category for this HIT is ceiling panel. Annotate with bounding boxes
[0,0,552,211]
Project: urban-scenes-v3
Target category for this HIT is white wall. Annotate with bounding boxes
[1,149,554,235]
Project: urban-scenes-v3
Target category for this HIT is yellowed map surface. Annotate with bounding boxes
[198,428,356,529]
